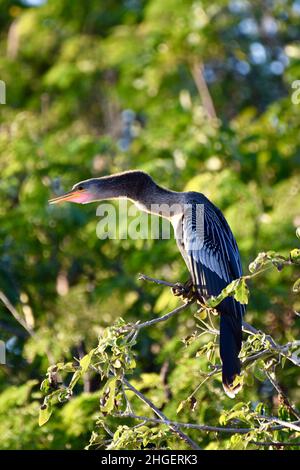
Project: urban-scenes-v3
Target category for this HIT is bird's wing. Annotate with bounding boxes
[178,198,245,395]
[179,201,243,307]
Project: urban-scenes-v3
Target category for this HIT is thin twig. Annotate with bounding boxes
[113,412,300,435]
[0,291,34,336]
[134,301,193,331]
[243,321,300,367]
[255,414,300,432]
[139,275,300,369]
[138,273,179,289]
[251,441,300,447]
[136,275,300,383]
[265,367,300,421]
[241,349,272,367]
[190,61,217,119]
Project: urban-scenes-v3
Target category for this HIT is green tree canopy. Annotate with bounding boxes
[0,0,300,450]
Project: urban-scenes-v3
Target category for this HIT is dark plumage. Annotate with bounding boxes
[49,170,245,397]
[176,193,245,396]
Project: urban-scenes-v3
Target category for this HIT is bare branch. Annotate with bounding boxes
[114,412,300,435]
[255,415,300,432]
[138,276,300,370]
[0,291,34,337]
[190,61,217,119]
[265,367,300,421]
[251,441,300,447]
[241,349,272,367]
[138,273,179,289]
[134,301,193,331]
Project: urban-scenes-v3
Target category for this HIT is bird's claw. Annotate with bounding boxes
[171,283,187,297]
[171,280,195,301]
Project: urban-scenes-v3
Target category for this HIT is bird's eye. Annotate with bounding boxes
[77,186,84,191]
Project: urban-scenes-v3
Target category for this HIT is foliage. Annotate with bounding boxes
[38,243,300,449]
[0,0,300,450]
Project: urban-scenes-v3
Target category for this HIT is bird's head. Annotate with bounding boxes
[48,179,102,205]
[48,171,152,205]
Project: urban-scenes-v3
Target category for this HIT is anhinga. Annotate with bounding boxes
[49,170,245,397]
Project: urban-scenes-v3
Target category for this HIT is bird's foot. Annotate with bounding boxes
[171,279,195,301]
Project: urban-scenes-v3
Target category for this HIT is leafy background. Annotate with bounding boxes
[0,0,300,449]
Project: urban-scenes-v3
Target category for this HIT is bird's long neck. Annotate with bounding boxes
[133,183,182,218]
[96,171,183,218]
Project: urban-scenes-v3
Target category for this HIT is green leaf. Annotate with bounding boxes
[127,357,136,370]
[233,278,249,305]
[249,252,267,273]
[207,279,238,307]
[231,401,246,412]
[207,278,249,307]
[230,434,244,449]
[290,249,300,264]
[39,404,52,427]
[196,308,207,320]
[80,348,96,374]
[292,278,300,293]
[255,402,265,414]
[219,414,227,425]
[40,378,51,394]
[100,377,117,413]
[176,400,186,414]
[253,361,266,382]
[281,355,287,368]
[68,370,82,391]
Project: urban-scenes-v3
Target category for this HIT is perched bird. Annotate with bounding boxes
[49,170,245,397]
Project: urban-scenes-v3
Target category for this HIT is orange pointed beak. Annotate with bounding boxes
[48,189,87,205]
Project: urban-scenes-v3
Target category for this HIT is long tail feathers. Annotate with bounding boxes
[219,309,243,398]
